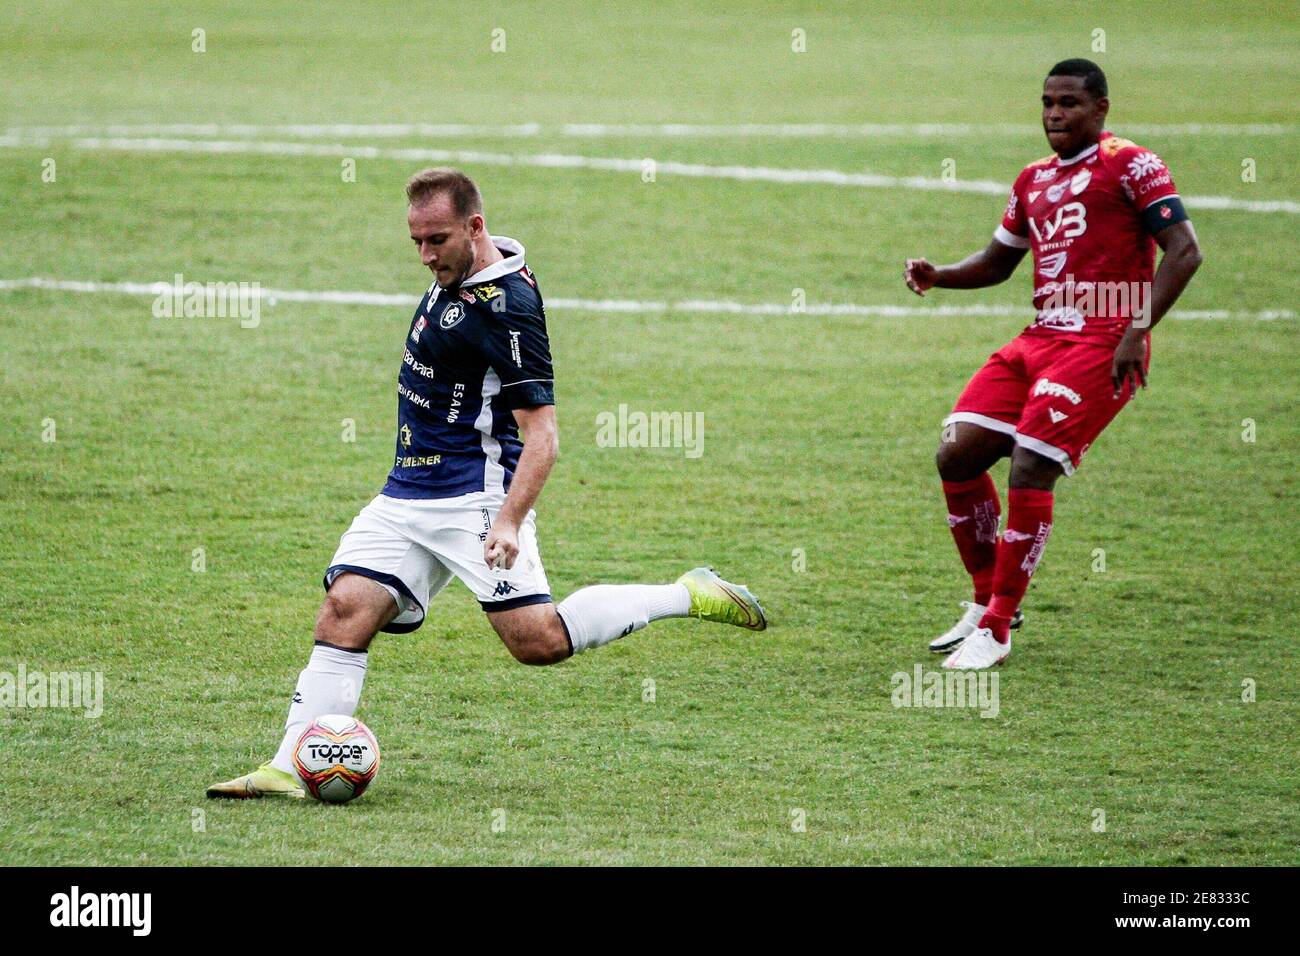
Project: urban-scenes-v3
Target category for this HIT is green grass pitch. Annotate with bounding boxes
[0,1,1296,864]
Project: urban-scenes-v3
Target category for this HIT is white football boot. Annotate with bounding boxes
[942,627,1010,670]
[929,603,1023,653]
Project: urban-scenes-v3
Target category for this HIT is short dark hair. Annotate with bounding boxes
[1047,58,1108,99]
[405,167,483,217]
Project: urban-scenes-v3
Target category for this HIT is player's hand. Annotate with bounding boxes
[1111,329,1149,399]
[904,258,938,296]
[484,519,520,570]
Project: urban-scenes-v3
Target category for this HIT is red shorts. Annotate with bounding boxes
[945,332,1147,475]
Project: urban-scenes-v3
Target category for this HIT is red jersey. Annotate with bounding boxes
[996,131,1183,343]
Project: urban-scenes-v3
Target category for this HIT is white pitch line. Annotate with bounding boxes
[0,277,1291,321]
[1,133,1295,214]
[5,122,1295,138]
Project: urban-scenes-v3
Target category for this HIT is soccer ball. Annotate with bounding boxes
[292,714,380,803]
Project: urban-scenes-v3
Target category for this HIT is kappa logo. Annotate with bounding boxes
[1048,407,1069,424]
[1004,529,1036,543]
[492,581,519,597]
[947,514,971,528]
[410,316,427,343]
[439,302,465,330]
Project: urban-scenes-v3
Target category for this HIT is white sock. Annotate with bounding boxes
[556,583,691,654]
[270,643,369,773]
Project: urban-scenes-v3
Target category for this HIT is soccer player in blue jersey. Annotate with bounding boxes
[209,168,766,798]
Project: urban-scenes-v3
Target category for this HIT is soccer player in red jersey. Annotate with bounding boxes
[903,59,1202,669]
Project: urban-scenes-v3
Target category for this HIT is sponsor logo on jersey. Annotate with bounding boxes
[395,454,442,468]
[1033,377,1083,405]
[1037,251,1069,279]
[1137,172,1172,197]
[509,329,522,367]
[1029,202,1087,243]
[1034,306,1086,332]
[473,284,503,302]
[402,348,435,380]
[439,302,465,330]
[1069,168,1092,195]
[1032,166,1057,183]
[1004,192,1019,220]
[410,316,427,343]
[398,382,431,409]
[1126,152,1164,180]
[447,382,465,424]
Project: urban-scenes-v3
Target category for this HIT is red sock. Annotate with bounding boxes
[980,488,1054,643]
[942,474,1001,605]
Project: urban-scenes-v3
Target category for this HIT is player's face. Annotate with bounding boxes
[408,195,481,288]
[1041,76,1108,157]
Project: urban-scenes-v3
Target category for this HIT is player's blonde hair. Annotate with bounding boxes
[405,167,483,217]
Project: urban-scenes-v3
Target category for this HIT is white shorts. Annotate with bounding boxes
[324,492,552,633]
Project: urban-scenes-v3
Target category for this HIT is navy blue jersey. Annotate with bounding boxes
[381,237,555,499]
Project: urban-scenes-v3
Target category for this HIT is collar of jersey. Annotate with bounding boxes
[462,236,525,286]
[1055,141,1100,167]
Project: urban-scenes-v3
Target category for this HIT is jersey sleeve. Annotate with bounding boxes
[1117,144,1188,234]
[993,168,1031,249]
[478,299,555,409]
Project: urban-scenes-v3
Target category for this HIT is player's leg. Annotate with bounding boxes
[931,342,1027,652]
[207,495,440,798]
[486,568,766,664]
[945,341,1132,670]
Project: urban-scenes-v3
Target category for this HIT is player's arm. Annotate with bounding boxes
[1110,219,1202,396]
[904,238,1027,295]
[485,403,558,569]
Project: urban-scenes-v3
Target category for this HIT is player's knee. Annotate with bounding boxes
[314,589,371,647]
[936,442,978,482]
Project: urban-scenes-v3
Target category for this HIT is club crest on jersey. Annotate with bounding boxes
[1046,180,1070,204]
[439,302,465,330]
[410,316,427,343]
[1069,168,1092,196]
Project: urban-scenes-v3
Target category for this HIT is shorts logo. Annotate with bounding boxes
[410,316,427,343]
[439,303,465,330]
[1048,407,1069,424]
[492,581,519,597]
[1033,378,1083,405]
